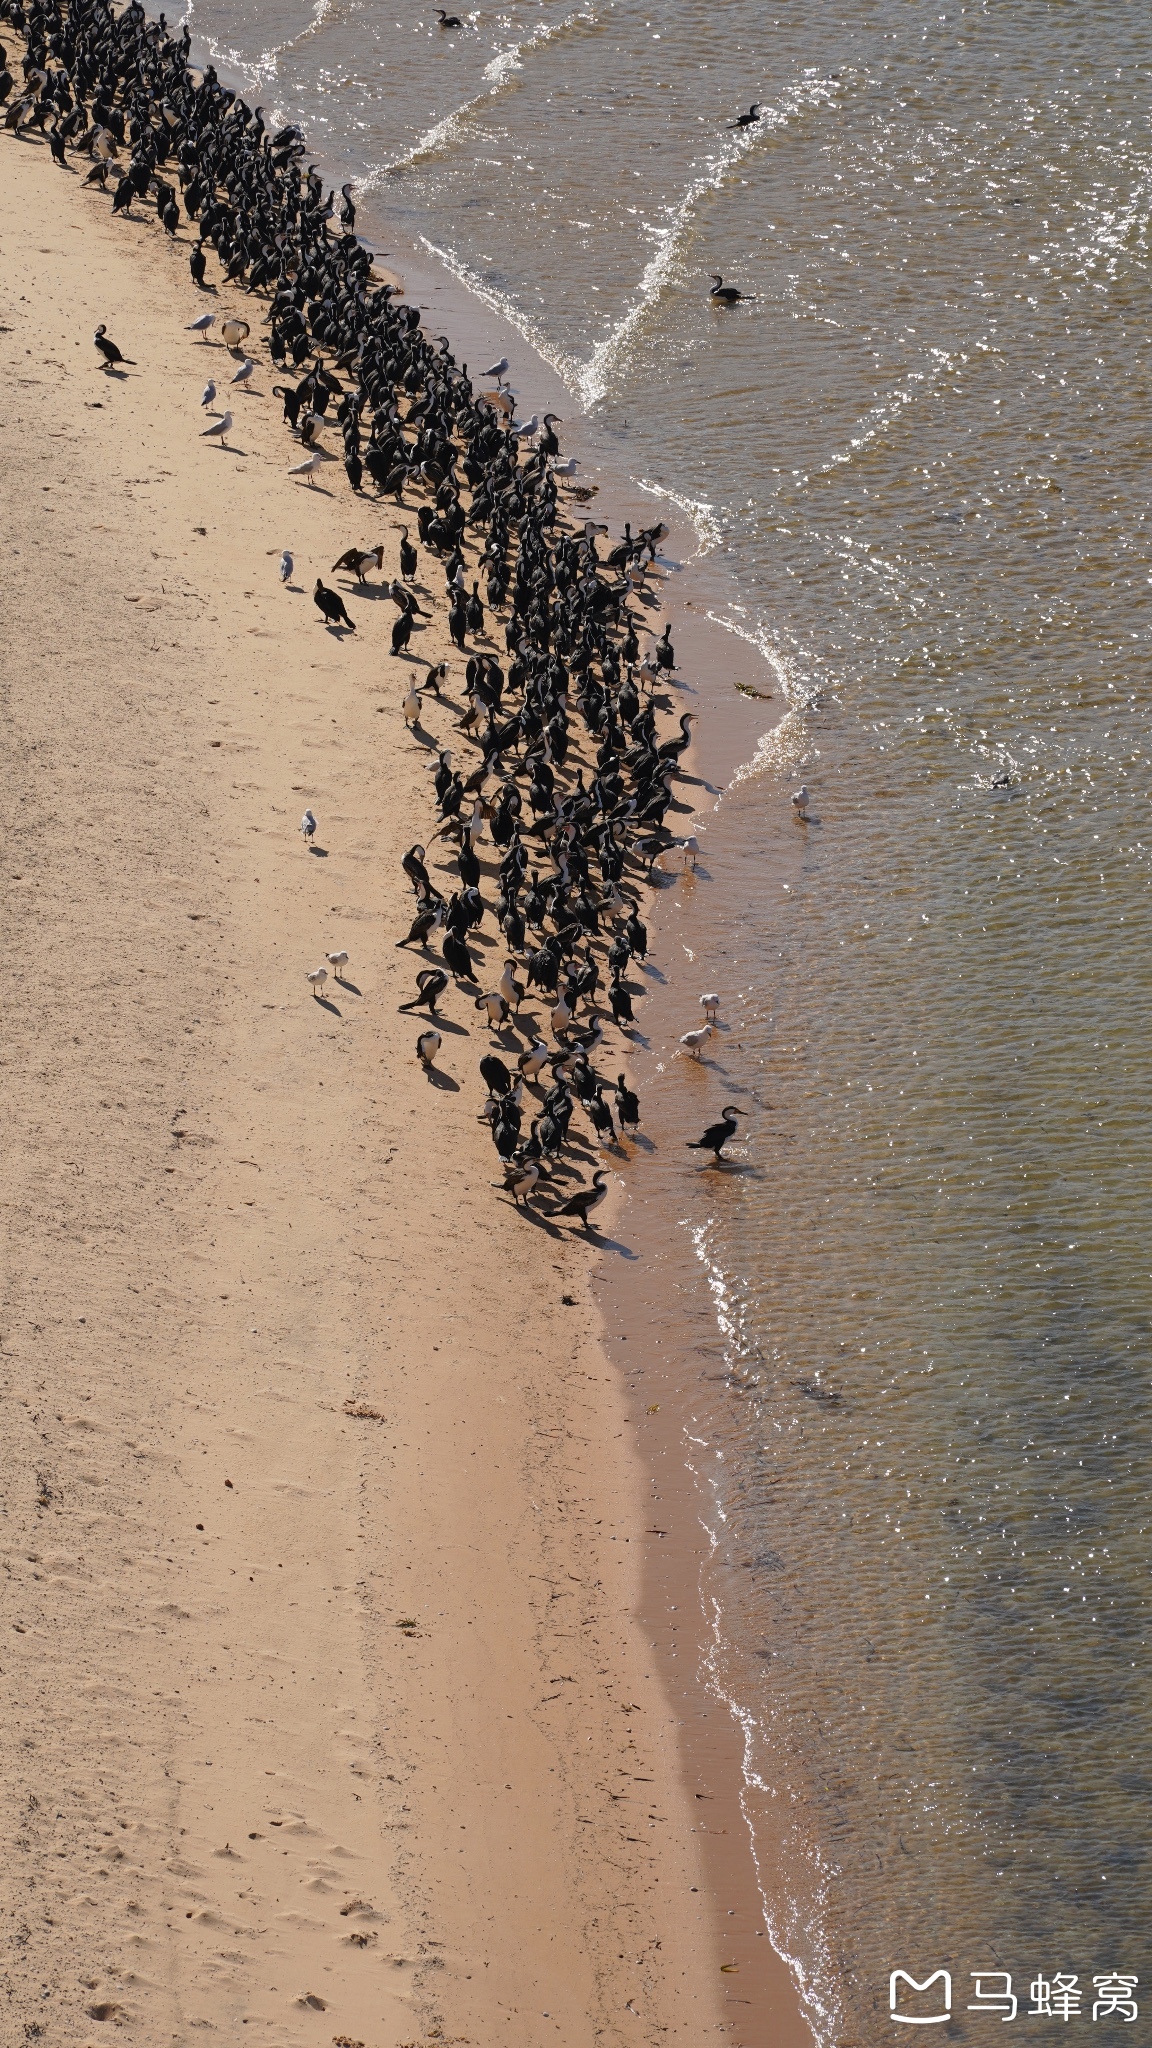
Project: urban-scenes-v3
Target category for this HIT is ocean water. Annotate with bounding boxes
[180,0,1152,2038]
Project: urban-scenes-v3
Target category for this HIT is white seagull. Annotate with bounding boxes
[325,949,350,980]
[200,379,216,408]
[700,992,721,1021]
[200,409,233,444]
[679,1023,714,1060]
[300,808,317,844]
[792,784,810,819]
[306,966,328,998]
[481,356,509,380]
[279,549,293,583]
[230,356,256,388]
[186,312,215,340]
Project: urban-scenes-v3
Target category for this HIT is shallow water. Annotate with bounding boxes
[182,0,1152,2036]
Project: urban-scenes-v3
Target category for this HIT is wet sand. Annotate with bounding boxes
[0,121,741,2047]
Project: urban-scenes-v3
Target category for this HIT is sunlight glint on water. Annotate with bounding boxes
[179,0,1152,2034]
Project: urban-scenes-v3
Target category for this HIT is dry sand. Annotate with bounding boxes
[0,124,735,2048]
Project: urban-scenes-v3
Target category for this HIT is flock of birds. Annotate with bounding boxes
[1,0,773,1231]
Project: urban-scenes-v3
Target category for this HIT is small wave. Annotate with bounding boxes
[375,7,600,178]
[578,71,853,407]
[414,235,586,391]
[632,476,723,557]
[686,1223,843,2048]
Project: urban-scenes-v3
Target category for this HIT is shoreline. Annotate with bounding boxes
[0,28,807,2048]
[0,87,766,2048]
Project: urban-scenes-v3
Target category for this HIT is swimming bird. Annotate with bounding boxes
[279,549,293,583]
[551,1169,609,1233]
[436,7,462,23]
[700,992,721,1021]
[93,324,131,369]
[220,317,251,351]
[679,1022,714,1060]
[792,784,810,819]
[709,273,754,305]
[728,102,761,129]
[301,808,318,844]
[306,965,329,998]
[186,312,215,340]
[686,1106,741,1162]
[200,379,216,409]
[200,409,233,444]
[230,356,256,388]
[325,949,350,981]
[399,967,449,1013]
[313,578,355,629]
[416,1026,442,1067]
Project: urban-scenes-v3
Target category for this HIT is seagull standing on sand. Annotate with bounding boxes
[279,549,293,583]
[326,949,350,981]
[230,356,256,389]
[482,356,510,381]
[306,966,328,998]
[186,311,215,339]
[200,409,233,444]
[200,379,216,409]
[290,451,328,485]
[301,808,317,845]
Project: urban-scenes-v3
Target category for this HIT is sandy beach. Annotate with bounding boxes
[0,117,745,2048]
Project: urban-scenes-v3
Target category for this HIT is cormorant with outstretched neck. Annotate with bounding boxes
[709,273,754,305]
[551,1169,609,1233]
[728,103,761,129]
[686,1107,742,1162]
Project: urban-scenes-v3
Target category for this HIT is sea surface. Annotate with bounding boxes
[181,0,1152,2038]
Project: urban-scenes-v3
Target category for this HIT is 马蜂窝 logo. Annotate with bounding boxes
[890,1972,953,2025]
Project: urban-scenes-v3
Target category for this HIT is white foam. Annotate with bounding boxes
[375,7,600,178]
[632,476,722,557]
[577,72,850,407]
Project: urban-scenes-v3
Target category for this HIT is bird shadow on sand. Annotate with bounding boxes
[502,1198,563,1239]
[313,994,341,1016]
[625,1132,655,1153]
[307,844,329,858]
[333,976,362,996]
[424,1066,460,1091]
[98,366,130,381]
[322,620,354,637]
[401,1010,469,1036]
[577,1227,637,1258]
